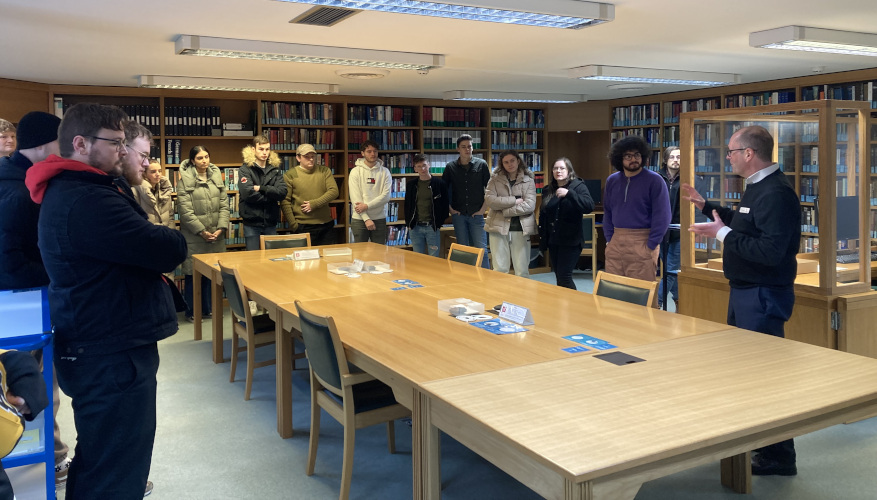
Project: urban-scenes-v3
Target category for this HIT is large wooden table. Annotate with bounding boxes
[278,276,733,497]
[420,329,877,500]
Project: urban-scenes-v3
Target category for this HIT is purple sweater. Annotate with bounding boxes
[603,168,671,249]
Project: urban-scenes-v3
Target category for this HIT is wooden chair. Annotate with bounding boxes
[580,214,597,275]
[593,270,658,307]
[218,261,277,400]
[260,233,311,250]
[293,300,410,500]
[447,242,485,267]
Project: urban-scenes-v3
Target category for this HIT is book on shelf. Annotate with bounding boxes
[423,107,482,127]
[165,105,222,136]
[348,105,413,127]
[262,101,335,125]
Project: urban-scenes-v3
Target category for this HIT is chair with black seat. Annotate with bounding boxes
[447,242,485,267]
[294,300,410,500]
[580,214,597,275]
[260,233,311,250]
[593,270,658,307]
[218,261,277,400]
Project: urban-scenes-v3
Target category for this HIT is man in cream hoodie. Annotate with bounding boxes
[349,139,391,244]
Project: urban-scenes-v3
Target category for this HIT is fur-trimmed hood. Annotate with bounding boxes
[241,146,281,168]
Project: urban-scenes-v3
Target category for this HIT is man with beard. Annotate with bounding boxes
[658,146,681,310]
[25,103,186,498]
[603,136,670,286]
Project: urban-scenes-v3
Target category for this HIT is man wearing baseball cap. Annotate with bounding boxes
[280,143,339,246]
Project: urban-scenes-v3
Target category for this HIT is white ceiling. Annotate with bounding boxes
[2,0,877,102]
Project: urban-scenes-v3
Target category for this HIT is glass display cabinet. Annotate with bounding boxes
[677,100,877,356]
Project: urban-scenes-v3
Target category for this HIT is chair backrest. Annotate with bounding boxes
[218,261,249,321]
[593,271,658,307]
[294,300,348,393]
[581,214,595,250]
[447,243,485,267]
[260,233,311,250]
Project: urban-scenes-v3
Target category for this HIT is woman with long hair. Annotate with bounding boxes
[484,150,537,277]
[538,157,594,289]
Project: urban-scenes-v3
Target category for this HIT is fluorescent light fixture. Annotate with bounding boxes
[175,35,443,70]
[750,26,877,57]
[273,0,614,29]
[568,65,740,87]
[138,75,339,94]
[444,90,586,103]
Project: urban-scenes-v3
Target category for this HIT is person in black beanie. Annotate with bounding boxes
[0,111,61,290]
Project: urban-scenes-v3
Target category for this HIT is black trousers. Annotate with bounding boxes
[549,244,582,290]
[56,343,159,499]
[728,285,797,465]
[297,221,336,247]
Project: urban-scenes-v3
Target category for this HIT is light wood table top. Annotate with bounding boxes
[420,329,877,500]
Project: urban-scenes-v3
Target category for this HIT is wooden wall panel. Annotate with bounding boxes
[0,78,50,122]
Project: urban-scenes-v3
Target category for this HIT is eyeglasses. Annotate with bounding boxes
[85,135,126,151]
[622,153,642,161]
[126,145,151,162]
[726,148,755,157]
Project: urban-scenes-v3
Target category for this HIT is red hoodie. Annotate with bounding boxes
[25,154,107,203]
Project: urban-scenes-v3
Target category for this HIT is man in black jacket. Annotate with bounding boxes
[239,135,287,250]
[26,103,186,498]
[405,154,449,257]
[685,125,801,477]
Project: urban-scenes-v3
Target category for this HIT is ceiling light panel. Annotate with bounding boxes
[750,26,877,57]
[568,65,740,87]
[138,75,339,94]
[444,90,586,103]
[176,35,443,71]
[274,0,615,29]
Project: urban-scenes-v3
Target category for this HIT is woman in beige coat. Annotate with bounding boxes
[177,145,230,321]
[133,160,175,228]
[485,150,537,277]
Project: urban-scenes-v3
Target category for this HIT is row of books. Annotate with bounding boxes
[261,101,335,125]
[801,236,819,253]
[348,130,416,151]
[724,91,795,109]
[801,206,818,234]
[490,130,540,150]
[693,234,722,251]
[348,105,414,127]
[423,130,483,150]
[389,178,407,198]
[423,107,482,127]
[386,226,410,246]
[693,149,721,172]
[612,104,660,127]
[662,98,720,123]
[165,106,222,136]
[490,109,545,129]
[262,128,338,151]
[693,123,721,146]
[386,202,401,222]
[800,178,819,202]
[663,125,680,147]
[165,139,183,165]
[610,127,659,147]
[801,81,876,105]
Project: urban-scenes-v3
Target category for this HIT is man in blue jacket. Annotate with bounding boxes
[26,103,186,499]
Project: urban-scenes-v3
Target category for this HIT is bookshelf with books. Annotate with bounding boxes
[678,101,875,353]
[610,101,662,171]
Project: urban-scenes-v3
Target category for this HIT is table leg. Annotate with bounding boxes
[720,451,751,494]
[212,276,224,364]
[276,307,293,438]
[416,391,441,500]
[193,268,202,341]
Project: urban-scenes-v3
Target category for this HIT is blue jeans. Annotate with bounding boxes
[410,224,441,257]
[243,224,277,250]
[658,240,680,307]
[451,214,490,269]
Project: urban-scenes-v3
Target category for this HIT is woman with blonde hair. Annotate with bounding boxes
[485,150,537,277]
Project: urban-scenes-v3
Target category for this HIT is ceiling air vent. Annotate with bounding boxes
[290,7,359,27]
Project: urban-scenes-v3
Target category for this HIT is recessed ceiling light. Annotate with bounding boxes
[606,83,651,91]
[569,65,739,87]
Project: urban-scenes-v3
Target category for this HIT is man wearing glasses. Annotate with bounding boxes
[443,134,491,268]
[280,143,339,246]
[684,125,800,477]
[120,120,153,190]
[603,135,671,289]
[25,103,186,498]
